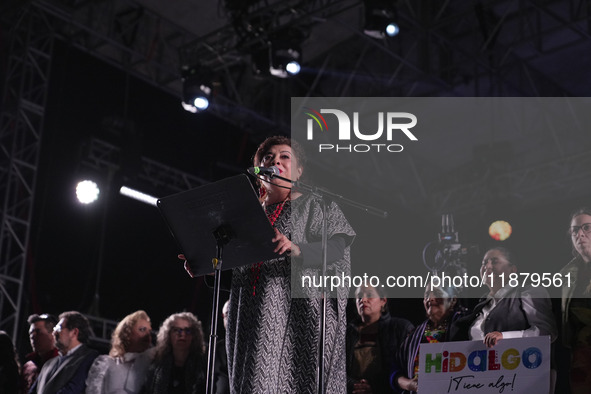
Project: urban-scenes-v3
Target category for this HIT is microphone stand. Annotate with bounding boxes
[269,173,387,394]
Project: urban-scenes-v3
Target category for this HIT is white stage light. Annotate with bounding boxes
[119,186,158,207]
[76,180,100,204]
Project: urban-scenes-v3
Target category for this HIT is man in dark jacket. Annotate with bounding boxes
[21,314,60,392]
[30,311,98,394]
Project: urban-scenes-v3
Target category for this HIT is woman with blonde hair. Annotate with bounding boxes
[86,310,154,393]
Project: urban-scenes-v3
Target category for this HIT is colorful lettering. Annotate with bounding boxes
[425,353,442,373]
[522,347,542,369]
[501,348,520,370]
[468,350,487,372]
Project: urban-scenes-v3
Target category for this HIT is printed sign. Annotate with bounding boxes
[418,337,551,393]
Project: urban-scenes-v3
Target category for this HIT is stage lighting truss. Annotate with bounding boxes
[181,65,215,113]
[363,1,399,39]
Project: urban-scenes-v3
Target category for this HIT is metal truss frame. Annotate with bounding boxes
[0,3,53,343]
[0,2,206,345]
[81,138,209,195]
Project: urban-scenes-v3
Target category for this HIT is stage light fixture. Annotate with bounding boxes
[252,27,307,78]
[181,65,214,113]
[119,186,158,207]
[363,1,399,39]
[285,60,301,76]
[269,44,302,78]
[385,22,400,37]
[76,180,100,204]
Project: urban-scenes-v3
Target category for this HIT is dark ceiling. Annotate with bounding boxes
[4,0,585,218]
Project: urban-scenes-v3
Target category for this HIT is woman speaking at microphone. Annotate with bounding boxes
[185,136,355,393]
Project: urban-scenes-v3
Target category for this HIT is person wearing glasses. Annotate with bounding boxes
[21,314,59,392]
[561,207,591,394]
[30,311,99,394]
[86,310,154,394]
[143,312,206,394]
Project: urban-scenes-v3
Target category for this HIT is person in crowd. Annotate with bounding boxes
[392,284,462,394]
[346,285,414,394]
[181,136,355,393]
[0,330,20,394]
[451,246,557,346]
[561,207,591,394]
[30,311,99,394]
[21,314,59,393]
[450,246,558,393]
[85,310,154,393]
[143,312,206,394]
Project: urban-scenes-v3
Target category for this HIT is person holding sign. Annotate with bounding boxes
[561,207,591,394]
[450,247,557,347]
[392,284,463,393]
[449,247,557,393]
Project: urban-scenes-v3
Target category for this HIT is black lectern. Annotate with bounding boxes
[157,174,277,394]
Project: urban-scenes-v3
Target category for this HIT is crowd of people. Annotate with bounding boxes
[346,206,591,394]
[0,309,213,394]
[0,136,589,394]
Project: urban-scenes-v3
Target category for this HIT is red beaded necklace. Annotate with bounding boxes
[250,198,288,296]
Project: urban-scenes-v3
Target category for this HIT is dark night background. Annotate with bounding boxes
[18,42,591,339]
[28,42,248,330]
[27,41,588,328]
[1,4,590,393]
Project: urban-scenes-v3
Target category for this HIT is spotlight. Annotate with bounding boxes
[181,65,214,113]
[269,44,302,78]
[254,27,307,78]
[385,22,399,37]
[76,180,100,204]
[193,95,210,111]
[285,61,301,76]
[363,1,399,39]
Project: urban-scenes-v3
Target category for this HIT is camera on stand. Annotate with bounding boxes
[423,213,479,297]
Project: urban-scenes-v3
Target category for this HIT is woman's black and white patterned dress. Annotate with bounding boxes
[226,193,355,393]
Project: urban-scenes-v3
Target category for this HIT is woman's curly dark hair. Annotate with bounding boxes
[154,312,205,362]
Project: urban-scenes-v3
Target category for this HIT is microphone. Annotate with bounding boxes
[247,166,282,177]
